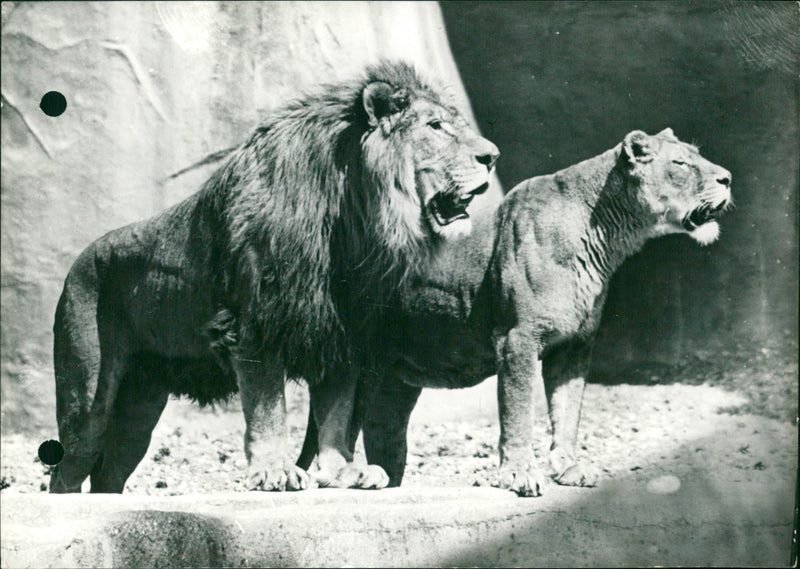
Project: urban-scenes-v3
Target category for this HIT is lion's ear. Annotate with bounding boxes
[363,82,410,127]
[622,130,655,165]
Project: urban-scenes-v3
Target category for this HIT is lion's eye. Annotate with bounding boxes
[673,159,688,166]
[428,120,443,130]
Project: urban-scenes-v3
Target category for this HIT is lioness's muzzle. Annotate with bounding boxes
[682,198,731,231]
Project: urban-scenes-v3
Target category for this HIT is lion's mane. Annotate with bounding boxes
[193,61,449,382]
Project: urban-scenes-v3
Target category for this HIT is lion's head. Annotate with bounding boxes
[358,62,499,249]
[621,128,733,246]
[219,61,499,377]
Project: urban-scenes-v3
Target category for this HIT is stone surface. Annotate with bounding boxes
[2,479,793,568]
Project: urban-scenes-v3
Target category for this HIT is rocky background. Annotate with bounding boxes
[1,2,797,500]
[442,1,798,372]
[0,1,502,434]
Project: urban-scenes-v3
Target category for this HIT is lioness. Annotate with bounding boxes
[51,61,499,493]
[304,128,732,496]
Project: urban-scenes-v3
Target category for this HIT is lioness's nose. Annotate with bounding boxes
[717,168,732,187]
[477,141,500,171]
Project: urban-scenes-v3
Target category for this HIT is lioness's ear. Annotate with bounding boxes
[656,127,677,140]
[622,130,655,165]
[363,82,410,127]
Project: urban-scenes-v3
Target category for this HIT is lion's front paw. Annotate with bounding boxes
[548,449,598,487]
[246,462,311,492]
[314,463,389,490]
[495,463,547,497]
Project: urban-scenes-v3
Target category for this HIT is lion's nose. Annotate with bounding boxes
[477,142,500,171]
[717,168,732,187]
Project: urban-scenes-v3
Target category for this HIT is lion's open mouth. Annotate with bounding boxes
[429,182,489,226]
[682,200,730,231]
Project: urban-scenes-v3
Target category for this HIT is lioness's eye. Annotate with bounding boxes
[673,159,687,166]
[428,120,443,130]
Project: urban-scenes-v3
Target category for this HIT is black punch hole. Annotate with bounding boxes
[38,440,65,466]
[40,91,67,117]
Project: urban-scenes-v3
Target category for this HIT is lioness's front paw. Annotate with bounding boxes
[353,464,390,489]
[314,463,390,490]
[553,464,598,487]
[548,449,598,487]
[496,463,547,497]
[246,462,310,492]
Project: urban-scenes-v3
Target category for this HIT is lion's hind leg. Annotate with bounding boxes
[51,264,131,493]
[89,361,169,493]
[542,341,598,488]
[50,342,100,493]
[52,339,131,493]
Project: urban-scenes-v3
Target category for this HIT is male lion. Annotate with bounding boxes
[50,61,499,493]
[302,128,732,496]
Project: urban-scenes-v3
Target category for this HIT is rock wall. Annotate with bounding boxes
[0,1,500,432]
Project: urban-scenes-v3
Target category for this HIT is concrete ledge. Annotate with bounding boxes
[1,480,793,568]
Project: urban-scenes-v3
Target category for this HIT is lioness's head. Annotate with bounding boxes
[360,62,499,243]
[622,128,733,245]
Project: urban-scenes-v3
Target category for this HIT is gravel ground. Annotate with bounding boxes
[1,346,796,496]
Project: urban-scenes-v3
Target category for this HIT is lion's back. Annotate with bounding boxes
[58,191,221,357]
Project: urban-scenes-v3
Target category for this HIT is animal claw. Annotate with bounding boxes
[245,463,309,492]
[313,462,389,489]
[496,463,547,497]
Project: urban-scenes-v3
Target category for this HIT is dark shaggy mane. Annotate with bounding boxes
[193,61,451,382]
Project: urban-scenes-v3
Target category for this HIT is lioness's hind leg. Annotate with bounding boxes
[361,379,421,487]
[90,369,169,493]
[296,406,319,471]
[542,343,598,487]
